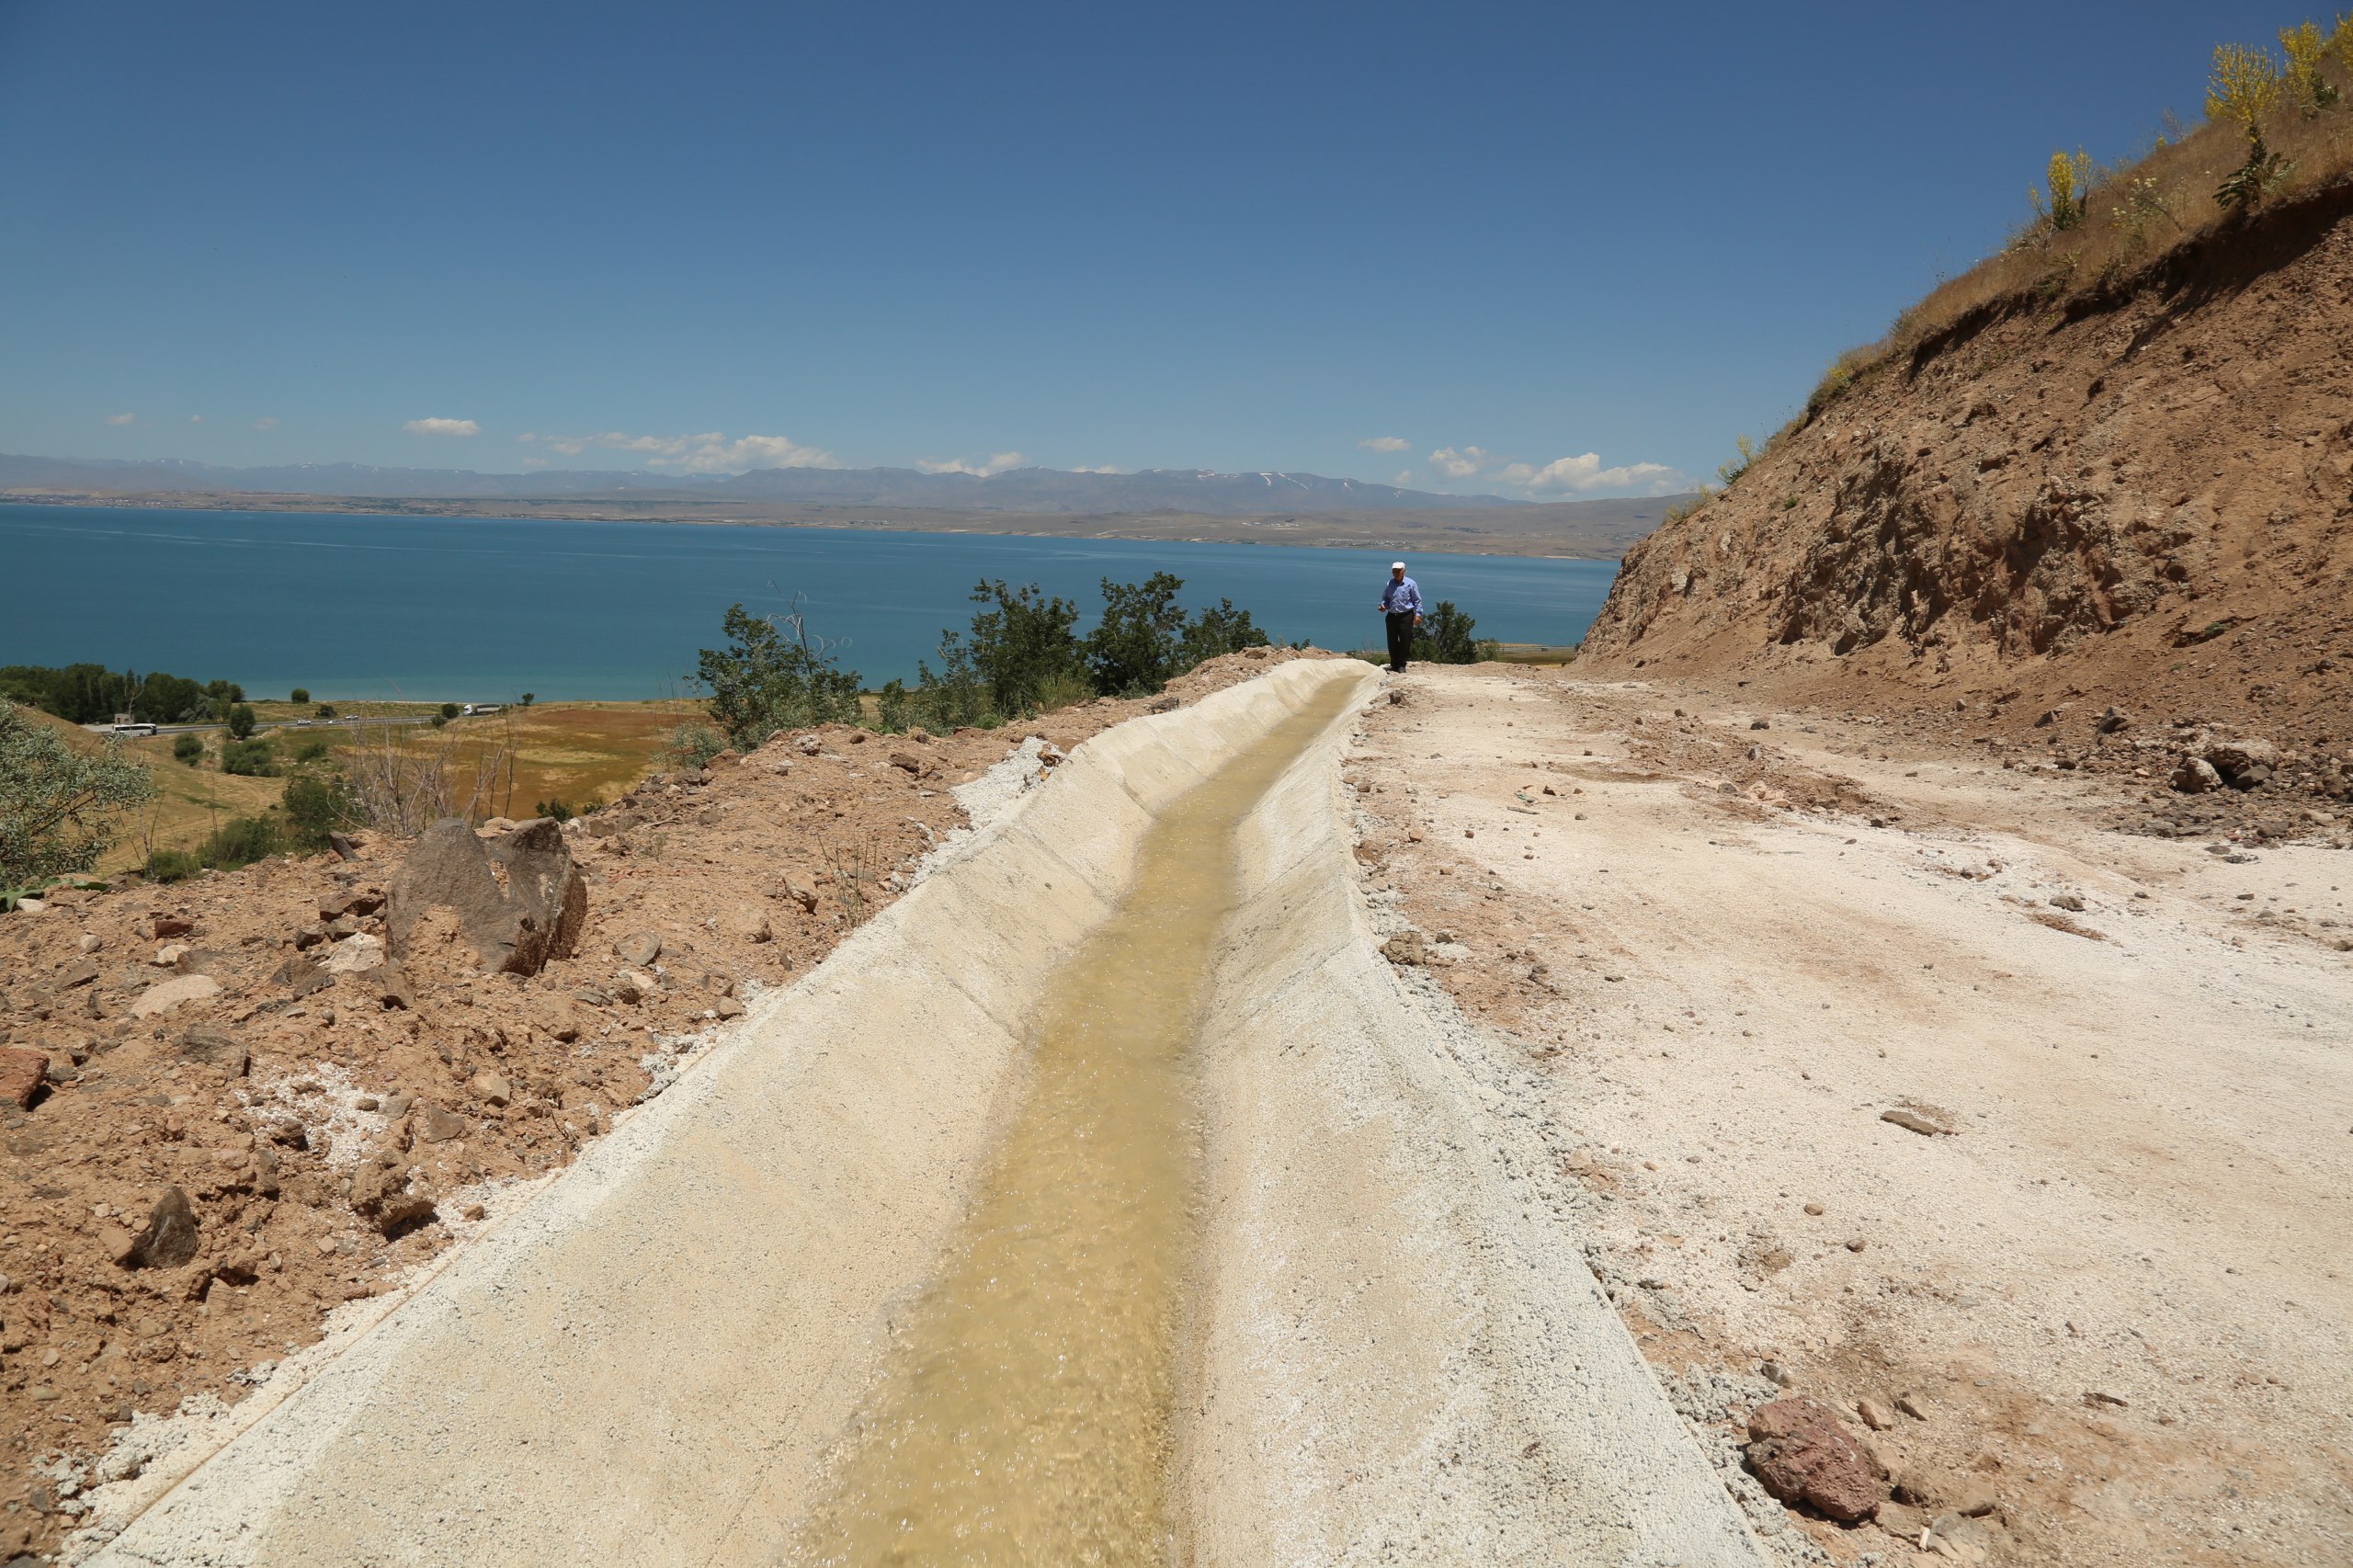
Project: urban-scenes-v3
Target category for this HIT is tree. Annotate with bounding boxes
[315,703,336,720]
[439,702,462,721]
[226,702,258,740]
[1180,598,1272,666]
[1086,572,1191,696]
[290,687,311,704]
[697,599,864,748]
[965,579,1087,715]
[519,692,536,708]
[1411,601,1495,665]
[281,772,357,851]
[0,700,154,887]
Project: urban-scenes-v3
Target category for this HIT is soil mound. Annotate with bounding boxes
[1584,183,2353,835]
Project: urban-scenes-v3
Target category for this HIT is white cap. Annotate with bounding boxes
[1391,560,1406,569]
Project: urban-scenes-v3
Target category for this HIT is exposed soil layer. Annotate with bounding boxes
[1584,187,2353,826]
[0,647,1327,1562]
[1346,665,2353,1566]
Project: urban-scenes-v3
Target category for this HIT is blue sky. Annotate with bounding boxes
[0,1,2253,497]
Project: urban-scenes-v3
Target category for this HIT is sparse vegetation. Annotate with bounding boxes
[2030,149,2096,230]
[1791,13,2353,426]
[0,699,155,885]
[222,738,277,777]
[699,599,865,750]
[0,663,244,726]
[1715,435,1760,489]
[1410,602,1501,665]
[667,722,730,770]
[173,733,204,766]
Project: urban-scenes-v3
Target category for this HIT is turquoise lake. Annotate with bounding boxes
[0,505,1620,701]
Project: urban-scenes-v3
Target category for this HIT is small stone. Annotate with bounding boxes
[324,933,387,974]
[355,1095,381,1111]
[97,1223,139,1267]
[2049,894,2086,912]
[1750,718,1770,731]
[614,931,663,968]
[152,943,190,968]
[1856,1397,1894,1430]
[1803,1202,1824,1216]
[1894,1392,1931,1421]
[76,933,105,955]
[781,876,820,914]
[612,967,657,1004]
[1846,1236,1868,1253]
[1881,1108,1953,1137]
[0,1048,48,1110]
[413,1102,466,1142]
[178,1027,250,1076]
[473,1072,512,1108]
[1381,933,1427,966]
[2083,1390,2129,1409]
[715,995,746,1019]
[1744,1395,1884,1522]
[129,974,222,1019]
[129,1186,200,1268]
[381,1093,413,1120]
[2172,756,2223,793]
[152,915,195,937]
[59,959,99,987]
[888,750,923,773]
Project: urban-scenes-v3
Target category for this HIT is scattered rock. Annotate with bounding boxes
[177,1027,249,1076]
[413,1102,466,1143]
[1145,694,1180,713]
[152,915,194,938]
[614,931,663,968]
[128,1187,199,1268]
[1856,1397,1894,1431]
[1750,718,1770,730]
[1881,1108,1954,1137]
[269,954,333,998]
[2204,737,2279,790]
[612,967,657,1004]
[2171,756,2224,793]
[152,943,190,968]
[782,876,820,914]
[57,959,98,988]
[324,933,387,974]
[2049,893,2086,912]
[0,1048,47,1109]
[888,750,924,774]
[1381,932,1427,965]
[1744,1395,1885,1522]
[473,1072,512,1108]
[388,816,587,978]
[2083,1390,2130,1409]
[2096,707,2130,733]
[1894,1392,1932,1421]
[1924,1510,1998,1562]
[129,974,222,1019]
[1876,1500,1929,1540]
[715,995,746,1019]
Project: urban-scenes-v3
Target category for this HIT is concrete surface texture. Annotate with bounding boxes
[86,657,1763,1566]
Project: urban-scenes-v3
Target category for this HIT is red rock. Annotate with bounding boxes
[153,915,195,938]
[0,1047,47,1109]
[1745,1396,1886,1523]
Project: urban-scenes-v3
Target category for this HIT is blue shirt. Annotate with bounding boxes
[1381,575,1423,615]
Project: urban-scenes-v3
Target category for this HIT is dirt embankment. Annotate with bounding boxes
[0,647,1324,1562]
[1584,182,2353,833]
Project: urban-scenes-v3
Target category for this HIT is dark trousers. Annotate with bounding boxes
[1384,612,1415,672]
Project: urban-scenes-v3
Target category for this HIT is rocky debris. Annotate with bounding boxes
[1855,1396,1894,1431]
[178,1027,250,1076]
[2201,736,2279,790]
[612,967,657,1004]
[268,954,333,997]
[1743,1395,1885,1522]
[151,915,193,938]
[347,1151,437,1237]
[324,933,387,973]
[413,1102,466,1142]
[1381,932,1427,965]
[1881,1108,1954,1137]
[128,973,222,1019]
[781,875,820,914]
[715,995,747,1019]
[0,1047,47,1109]
[472,1071,512,1108]
[888,750,925,774]
[2170,756,2224,793]
[388,816,586,978]
[2048,893,2086,913]
[1146,694,1180,713]
[614,930,663,968]
[127,1186,200,1269]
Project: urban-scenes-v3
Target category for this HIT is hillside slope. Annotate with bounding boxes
[1585,182,2353,765]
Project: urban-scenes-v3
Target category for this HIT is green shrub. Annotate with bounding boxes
[439,702,462,721]
[281,772,356,851]
[519,692,536,707]
[429,714,449,729]
[668,722,729,770]
[698,600,864,749]
[173,733,204,766]
[1179,598,1273,666]
[198,814,281,870]
[222,739,277,776]
[1411,602,1489,665]
[225,702,258,741]
[294,738,329,763]
[2030,149,2095,230]
[315,703,336,720]
[290,687,310,704]
[0,699,154,885]
[145,848,200,883]
[535,799,574,823]
[1086,572,1191,696]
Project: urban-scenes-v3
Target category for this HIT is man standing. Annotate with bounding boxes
[1378,560,1423,673]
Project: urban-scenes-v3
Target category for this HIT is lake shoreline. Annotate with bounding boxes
[0,489,1646,561]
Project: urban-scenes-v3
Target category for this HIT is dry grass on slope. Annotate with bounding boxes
[1805,17,2353,424]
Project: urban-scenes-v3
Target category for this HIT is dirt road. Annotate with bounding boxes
[1346,665,2353,1564]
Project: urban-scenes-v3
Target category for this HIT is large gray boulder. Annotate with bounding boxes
[388,817,587,978]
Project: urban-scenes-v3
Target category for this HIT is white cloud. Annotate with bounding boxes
[105,412,134,426]
[522,429,836,472]
[404,417,480,437]
[1071,464,1122,473]
[1392,470,1416,486]
[252,416,278,431]
[1498,452,1688,496]
[1358,435,1411,452]
[1427,445,1492,479]
[915,450,1028,477]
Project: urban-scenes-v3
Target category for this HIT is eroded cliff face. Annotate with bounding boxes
[1586,182,2353,740]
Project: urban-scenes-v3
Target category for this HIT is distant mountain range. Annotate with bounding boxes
[0,452,1518,516]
